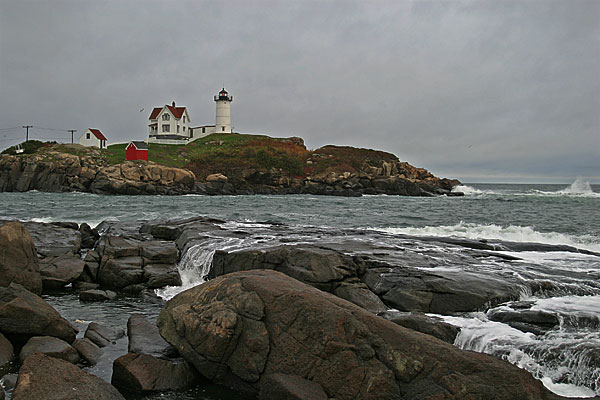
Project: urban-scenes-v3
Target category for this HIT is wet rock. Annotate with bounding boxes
[23,221,81,257]
[79,223,99,249]
[487,308,560,335]
[210,245,388,313]
[143,264,182,289]
[19,336,79,364]
[39,253,85,290]
[333,282,387,314]
[84,322,125,348]
[111,353,198,394]
[127,314,177,358]
[0,222,42,295]
[365,266,523,314]
[149,225,182,241]
[0,283,76,345]
[12,353,125,400]
[259,373,328,400]
[73,282,100,291]
[79,289,117,302]
[51,221,79,230]
[72,337,102,365]
[97,257,144,290]
[140,241,178,264]
[158,270,557,399]
[379,311,460,344]
[0,333,13,370]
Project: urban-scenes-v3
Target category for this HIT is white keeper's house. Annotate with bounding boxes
[79,128,108,149]
[147,88,233,145]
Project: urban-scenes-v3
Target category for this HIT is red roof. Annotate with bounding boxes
[89,129,107,141]
[149,105,186,120]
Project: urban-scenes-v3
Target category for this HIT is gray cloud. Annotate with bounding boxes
[1,0,598,183]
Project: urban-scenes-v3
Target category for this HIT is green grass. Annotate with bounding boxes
[11,133,403,182]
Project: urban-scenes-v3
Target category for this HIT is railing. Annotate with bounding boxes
[214,95,233,102]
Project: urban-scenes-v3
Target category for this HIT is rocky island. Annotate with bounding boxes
[0,134,461,197]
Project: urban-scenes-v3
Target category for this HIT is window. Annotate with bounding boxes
[177,125,180,133]
[202,127,205,133]
[86,133,90,139]
[183,127,186,132]
[162,113,170,121]
[222,126,225,131]
[162,124,170,132]
[183,116,186,123]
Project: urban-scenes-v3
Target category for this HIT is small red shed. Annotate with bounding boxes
[126,141,148,161]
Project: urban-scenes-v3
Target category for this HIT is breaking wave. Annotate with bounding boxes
[375,222,600,253]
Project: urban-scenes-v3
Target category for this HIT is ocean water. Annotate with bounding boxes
[1,179,599,398]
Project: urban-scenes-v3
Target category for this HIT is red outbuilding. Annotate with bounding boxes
[126,141,148,161]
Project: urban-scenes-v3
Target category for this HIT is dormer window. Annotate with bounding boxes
[183,116,186,123]
[162,113,170,121]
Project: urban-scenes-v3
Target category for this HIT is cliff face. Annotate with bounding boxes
[0,148,195,195]
[0,141,461,197]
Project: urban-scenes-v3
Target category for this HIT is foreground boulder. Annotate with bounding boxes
[19,336,79,364]
[12,353,125,400]
[0,283,76,345]
[0,222,42,294]
[158,270,560,399]
[210,246,387,313]
[112,353,198,394]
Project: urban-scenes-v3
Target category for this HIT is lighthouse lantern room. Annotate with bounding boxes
[214,88,233,133]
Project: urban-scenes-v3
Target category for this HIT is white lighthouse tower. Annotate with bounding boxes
[214,88,233,133]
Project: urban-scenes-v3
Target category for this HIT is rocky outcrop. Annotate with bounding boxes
[0,283,77,345]
[210,245,388,314]
[96,236,181,291]
[110,314,198,394]
[0,147,196,195]
[0,222,42,294]
[209,244,522,315]
[0,142,461,197]
[12,353,125,400]
[158,270,559,399]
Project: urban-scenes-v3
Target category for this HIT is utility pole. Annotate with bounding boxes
[22,125,32,142]
[68,129,77,144]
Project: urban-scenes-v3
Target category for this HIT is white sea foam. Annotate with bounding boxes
[374,222,600,253]
[452,185,485,195]
[559,179,598,196]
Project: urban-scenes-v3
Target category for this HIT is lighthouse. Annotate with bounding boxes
[214,88,233,133]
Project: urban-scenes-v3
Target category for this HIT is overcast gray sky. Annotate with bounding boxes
[1,0,598,183]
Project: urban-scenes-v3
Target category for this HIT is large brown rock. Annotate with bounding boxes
[12,353,125,400]
[158,270,561,400]
[209,245,387,313]
[19,336,79,364]
[111,353,198,394]
[0,222,42,295]
[0,283,76,345]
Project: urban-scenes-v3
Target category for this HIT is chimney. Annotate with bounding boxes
[172,101,175,107]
